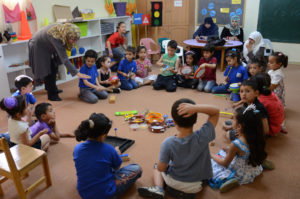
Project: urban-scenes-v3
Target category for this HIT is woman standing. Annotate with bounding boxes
[221,15,244,42]
[29,23,90,101]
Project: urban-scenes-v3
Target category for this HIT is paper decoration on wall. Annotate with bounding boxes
[151,2,162,26]
[26,3,36,20]
[232,0,241,4]
[220,8,230,13]
[212,18,216,23]
[2,3,21,23]
[208,3,214,9]
[142,14,150,25]
[202,8,207,15]
[133,13,143,24]
[236,8,242,15]
[210,10,216,17]
[230,12,236,18]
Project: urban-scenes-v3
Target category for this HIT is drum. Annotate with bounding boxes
[193,67,205,79]
[229,83,240,101]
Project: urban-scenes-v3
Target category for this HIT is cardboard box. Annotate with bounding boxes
[53,5,83,22]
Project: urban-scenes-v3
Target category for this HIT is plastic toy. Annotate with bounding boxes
[71,46,77,56]
[146,112,164,124]
[109,75,120,85]
[130,124,139,131]
[115,110,138,116]
[229,83,240,102]
[79,47,85,54]
[109,95,116,103]
[194,67,205,79]
[120,153,130,161]
[139,123,148,129]
[160,65,169,72]
[129,115,145,124]
[124,114,135,121]
[220,111,234,119]
[165,118,175,127]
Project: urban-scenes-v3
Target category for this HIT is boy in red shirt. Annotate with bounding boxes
[196,45,217,92]
[106,22,127,71]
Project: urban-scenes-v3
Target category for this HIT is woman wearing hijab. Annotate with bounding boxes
[193,17,219,40]
[221,15,244,42]
[29,23,90,101]
[243,31,267,69]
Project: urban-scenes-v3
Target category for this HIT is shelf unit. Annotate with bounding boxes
[0,16,132,99]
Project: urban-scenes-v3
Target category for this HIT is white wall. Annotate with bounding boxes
[195,0,300,63]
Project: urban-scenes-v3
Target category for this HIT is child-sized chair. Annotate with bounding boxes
[162,40,185,65]
[158,37,169,54]
[139,38,161,62]
[0,138,52,199]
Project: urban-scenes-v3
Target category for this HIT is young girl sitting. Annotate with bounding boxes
[73,113,142,199]
[210,105,267,193]
[267,52,288,107]
[254,73,285,136]
[212,49,248,95]
[134,46,157,86]
[177,51,198,89]
[96,55,121,93]
[0,96,50,151]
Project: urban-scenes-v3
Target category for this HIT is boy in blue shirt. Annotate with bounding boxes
[212,49,248,94]
[138,98,219,198]
[79,50,110,104]
[12,75,36,124]
[117,46,138,90]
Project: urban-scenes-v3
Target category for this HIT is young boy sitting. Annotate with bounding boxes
[138,98,219,199]
[30,102,74,146]
[12,75,36,124]
[78,50,110,104]
[117,46,138,90]
[196,44,217,93]
[154,40,180,92]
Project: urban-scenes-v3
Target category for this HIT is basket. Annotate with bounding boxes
[81,12,95,20]
[74,22,88,37]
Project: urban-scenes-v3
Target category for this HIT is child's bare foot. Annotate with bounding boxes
[60,133,75,138]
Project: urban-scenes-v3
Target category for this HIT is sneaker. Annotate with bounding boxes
[220,178,239,193]
[138,186,164,199]
[112,88,121,93]
[262,159,275,170]
[280,126,288,134]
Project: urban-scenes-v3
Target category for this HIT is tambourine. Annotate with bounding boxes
[146,112,164,124]
[193,67,205,79]
[181,66,192,75]
[149,122,166,133]
[109,75,119,84]
[129,115,145,124]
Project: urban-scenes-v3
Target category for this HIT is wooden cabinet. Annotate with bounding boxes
[136,0,195,46]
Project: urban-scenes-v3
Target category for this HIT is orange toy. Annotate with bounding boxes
[18,11,32,40]
[145,112,164,124]
[109,75,119,85]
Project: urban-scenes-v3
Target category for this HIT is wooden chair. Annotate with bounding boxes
[0,138,52,199]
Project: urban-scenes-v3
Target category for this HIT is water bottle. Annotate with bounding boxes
[6,21,13,33]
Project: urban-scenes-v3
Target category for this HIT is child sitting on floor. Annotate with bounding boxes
[30,102,74,145]
[0,96,50,151]
[134,46,157,86]
[212,49,248,95]
[267,51,288,107]
[177,51,198,89]
[153,40,180,92]
[248,58,264,77]
[73,113,142,199]
[254,73,285,136]
[117,46,138,90]
[138,98,219,198]
[196,44,217,92]
[78,50,110,104]
[96,55,121,93]
[12,75,36,124]
[210,105,266,193]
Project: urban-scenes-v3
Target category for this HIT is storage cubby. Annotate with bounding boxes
[0,16,132,99]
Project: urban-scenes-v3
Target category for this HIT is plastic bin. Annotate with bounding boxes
[74,22,88,37]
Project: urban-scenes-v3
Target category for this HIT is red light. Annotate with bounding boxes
[154,3,160,10]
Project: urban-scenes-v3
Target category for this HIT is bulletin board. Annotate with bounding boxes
[197,0,246,26]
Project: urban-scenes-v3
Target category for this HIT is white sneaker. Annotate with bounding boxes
[138,186,164,199]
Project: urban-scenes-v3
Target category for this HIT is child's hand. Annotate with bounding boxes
[48,119,56,127]
[115,146,121,155]
[137,70,142,75]
[225,77,229,82]
[200,63,206,69]
[96,86,104,92]
[177,103,196,117]
[169,67,176,74]
[157,62,164,67]
[39,128,48,136]
[105,80,111,85]
[131,73,136,79]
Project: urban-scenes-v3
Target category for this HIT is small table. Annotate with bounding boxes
[183,39,243,71]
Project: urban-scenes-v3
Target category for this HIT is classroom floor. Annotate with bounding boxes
[0,64,300,199]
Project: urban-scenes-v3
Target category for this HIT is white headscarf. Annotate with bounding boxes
[243,31,265,62]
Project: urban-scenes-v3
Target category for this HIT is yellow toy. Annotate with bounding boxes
[109,95,116,104]
[146,112,164,124]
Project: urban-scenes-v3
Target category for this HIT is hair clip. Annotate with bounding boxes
[243,104,256,115]
[4,97,18,109]
[232,48,237,52]
[185,50,195,55]
[262,86,266,89]
[278,53,283,56]
[15,75,33,82]
[89,119,94,129]
[253,110,260,114]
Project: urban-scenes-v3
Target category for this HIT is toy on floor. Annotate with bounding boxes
[115,110,138,116]
[149,122,166,133]
[220,111,234,119]
[229,83,240,102]
[109,95,116,103]
[109,75,120,85]
[104,136,135,153]
[129,115,145,124]
[145,112,164,123]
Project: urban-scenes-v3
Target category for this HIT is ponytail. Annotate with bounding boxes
[252,73,271,96]
[272,52,288,68]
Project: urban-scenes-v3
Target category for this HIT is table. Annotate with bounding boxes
[183,39,243,71]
